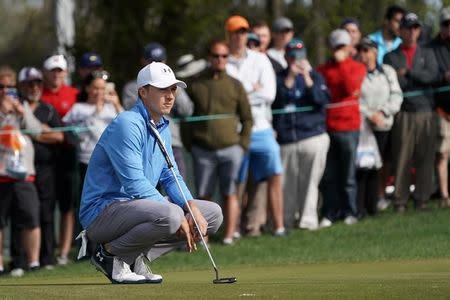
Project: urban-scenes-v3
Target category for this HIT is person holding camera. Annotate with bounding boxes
[0,66,43,276]
[272,38,330,231]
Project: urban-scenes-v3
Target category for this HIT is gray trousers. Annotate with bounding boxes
[391,111,437,206]
[86,199,223,265]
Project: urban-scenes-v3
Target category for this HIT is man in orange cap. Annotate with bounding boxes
[225,15,285,243]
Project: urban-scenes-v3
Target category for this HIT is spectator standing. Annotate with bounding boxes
[317,29,366,227]
[225,15,285,238]
[41,54,79,265]
[273,38,330,230]
[252,21,283,73]
[76,52,103,87]
[429,6,450,208]
[369,5,406,65]
[267,17,295,71]
[18,67,65,268]
[63,71,123,188]
[187,40,253,244]
[340,17,362,57]
[384,13,439,212]
[0,66,42,275]
[355,38,403,217]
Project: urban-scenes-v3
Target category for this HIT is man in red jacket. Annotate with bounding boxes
[317,29,366,227]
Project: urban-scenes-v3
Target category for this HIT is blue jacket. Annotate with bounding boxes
[272,69,329,144]
[368,30,402,65]
[79,99,193,229]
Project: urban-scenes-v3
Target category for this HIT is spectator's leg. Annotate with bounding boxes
[435,115,450,207]
[298,133,330,229]
[413,112,437,208]
[216,145,244,242]
[337,131,359,218]
[320,133,340,222]
[280,142,298,229]
[13,182,41,268]
[35,164,56,266]
[391,112,415,210]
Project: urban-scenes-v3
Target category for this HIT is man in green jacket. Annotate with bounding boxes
[187,39,253,245]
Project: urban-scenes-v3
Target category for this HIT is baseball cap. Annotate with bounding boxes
[18,67,43,83]
[143,42,167,62]
[80,52,102,68]
[247,33,261,47]
[329,29,352,49]
[400,12,422,28]
[225,15,250,32]
[137,62,187,89]
[356,37,378,51]
[440,6,450,24]
[272,17,294,33]
[43,54,67,71]
[285,38,307,60]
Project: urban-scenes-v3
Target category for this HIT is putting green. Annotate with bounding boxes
[1,258,449,299]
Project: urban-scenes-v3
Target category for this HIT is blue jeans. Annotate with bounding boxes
[320,131,359,221]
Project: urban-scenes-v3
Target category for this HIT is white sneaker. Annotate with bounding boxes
[319,218,332,228]
[377,198,391,211]
[112,257,147,284]
[133,254,162,283]
[222,238,234,245]
[344,216,358,225]
[56,255,69,266]
[10,268,24,277]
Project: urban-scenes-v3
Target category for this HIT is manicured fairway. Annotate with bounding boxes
[0,259,449,299]
[1,207,449,299]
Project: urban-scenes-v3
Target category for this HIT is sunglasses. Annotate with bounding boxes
[210,53,229,59]
[0,84,16,89]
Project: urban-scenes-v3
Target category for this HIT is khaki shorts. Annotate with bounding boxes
[437,115,450,154]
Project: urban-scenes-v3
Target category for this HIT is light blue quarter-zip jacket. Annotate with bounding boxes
[79,99,193,229]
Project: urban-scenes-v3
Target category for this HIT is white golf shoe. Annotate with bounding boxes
[111,257,147,284]
[133,254,163,284]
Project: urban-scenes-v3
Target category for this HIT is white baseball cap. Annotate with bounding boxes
[329,29,351,49]
[137,62,187,89]
[43,54,68,71]
[18,67,43,82]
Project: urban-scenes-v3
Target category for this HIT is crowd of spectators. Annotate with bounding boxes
[1,4,450,276]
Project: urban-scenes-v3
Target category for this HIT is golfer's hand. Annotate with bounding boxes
[177,217,196,252]
[185,201,208,241]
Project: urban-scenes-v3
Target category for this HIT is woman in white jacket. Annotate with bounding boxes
[63,71,123,184]
[356,38,403,217]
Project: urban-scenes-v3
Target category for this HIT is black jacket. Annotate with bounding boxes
[428,35,450,114]
[384,45,439,112]
[272,69,329,144]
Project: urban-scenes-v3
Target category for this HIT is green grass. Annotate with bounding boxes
[1,207,450,299]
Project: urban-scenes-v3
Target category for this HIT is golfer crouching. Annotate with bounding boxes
[78,62,223,284]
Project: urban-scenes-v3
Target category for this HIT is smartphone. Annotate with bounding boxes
[6,88,18,99]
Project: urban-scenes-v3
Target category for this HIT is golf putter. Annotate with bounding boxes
[149,120,237,284]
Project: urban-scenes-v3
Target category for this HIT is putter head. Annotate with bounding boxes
[213,277,237,284]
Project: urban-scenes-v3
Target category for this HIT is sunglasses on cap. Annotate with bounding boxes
[91,70,110,81]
